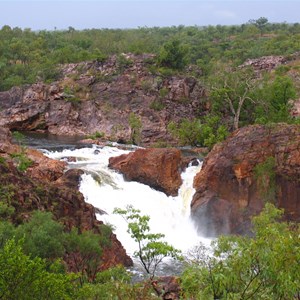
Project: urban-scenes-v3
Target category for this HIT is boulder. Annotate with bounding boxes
[191,124,300,236]
[26,148,67,182]
[109,148,183,196]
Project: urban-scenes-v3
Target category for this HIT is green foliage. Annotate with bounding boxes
[86,131,105,140]
[9,150,33,172]
[181,203,300,299]
[128,112,142,145]
[117,54,133,71]
[168,119,202,146]
[249,17,269,35]
[168,116,229,149]
[0,202,15,219]
[159,87,169,98]
[0,239,76,300]
[0,156,6,166]
[149,99,165,111]
[12,131,25,144]
[209,65,257,130]
[254,156,276,202]
[157,39,188,70]
[0,221,15,248]
[0,184,15,205]
[254,75,297,124]
[15,211,65,260]
[1,23,300,92]
[114,205,181,279]
[140,80,153,92]
[65,226,110,284]
[0,210,110,286]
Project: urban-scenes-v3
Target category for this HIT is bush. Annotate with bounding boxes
[181,204,300,299]
[168,116,229,149]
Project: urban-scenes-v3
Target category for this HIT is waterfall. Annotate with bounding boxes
[46,145,210,258]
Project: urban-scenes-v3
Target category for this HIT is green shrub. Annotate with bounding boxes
[10,151,33,172]
[254,156,276,202]
[181,204,300,299]
[149,99,165,111]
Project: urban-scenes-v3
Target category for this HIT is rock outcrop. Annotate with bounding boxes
[240,55,286,72]
[0,54,206,146]
[0,127,132,269]
[109,148,183,196]
[191,124,300,236]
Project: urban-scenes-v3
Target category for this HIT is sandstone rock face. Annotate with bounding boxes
[109,148,183,196]
[240,55,286,72]
[0,54,207,146]
[0,129,132,269]
[191,124,300,236]
[26,148,67,182]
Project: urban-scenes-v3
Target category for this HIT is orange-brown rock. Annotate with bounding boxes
[191,124,300,236]
[0,128,132,269]
[152,276,181,300]
[109,148,183,196]
[26,148,66,182]
[0,54,207,146]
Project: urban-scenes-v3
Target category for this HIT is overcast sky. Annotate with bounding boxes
[0,1,299,30]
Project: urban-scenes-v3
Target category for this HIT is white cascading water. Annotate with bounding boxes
[46,145,210,259]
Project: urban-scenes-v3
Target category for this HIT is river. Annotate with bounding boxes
[22,132,211,277]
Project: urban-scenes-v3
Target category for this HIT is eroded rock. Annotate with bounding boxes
[191,124,300,236]
[109,148,183,196]
[0,54,206,146]
[0,128,132,270]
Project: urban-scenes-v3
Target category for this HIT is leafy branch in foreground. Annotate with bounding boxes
[114,205,181,279]
[181,203,300,299]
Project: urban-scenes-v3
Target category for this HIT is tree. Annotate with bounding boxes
[168,116,228,148]
[157,39,187,70]
[209,65,257,130]
[65,227,110,284]
[0,239,75,300]
[114,205,181,279]
[128,112,142,145]
[254,75,297,124]
[249,17,269,36]
[181,203,300,299]
[15,211,65,260]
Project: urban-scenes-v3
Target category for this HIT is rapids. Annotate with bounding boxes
[45,144,211,259]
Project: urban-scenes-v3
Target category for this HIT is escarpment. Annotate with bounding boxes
[191,124,300,236]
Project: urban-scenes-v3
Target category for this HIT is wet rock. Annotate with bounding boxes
[191,124,300,236]
[26,148,66,182]
[0,133,132,270]
[109,148,183,196]
[55,168,84,189]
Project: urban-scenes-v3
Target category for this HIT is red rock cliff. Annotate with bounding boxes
[191,124,300,236]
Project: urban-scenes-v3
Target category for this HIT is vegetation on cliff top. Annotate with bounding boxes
[1,20,300,91]
[1,19,300,148]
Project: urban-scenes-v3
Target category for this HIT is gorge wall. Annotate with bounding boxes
[0,54,206,146]
[191,124,300,236]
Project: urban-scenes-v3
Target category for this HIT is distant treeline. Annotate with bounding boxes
[1,20,300,91]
